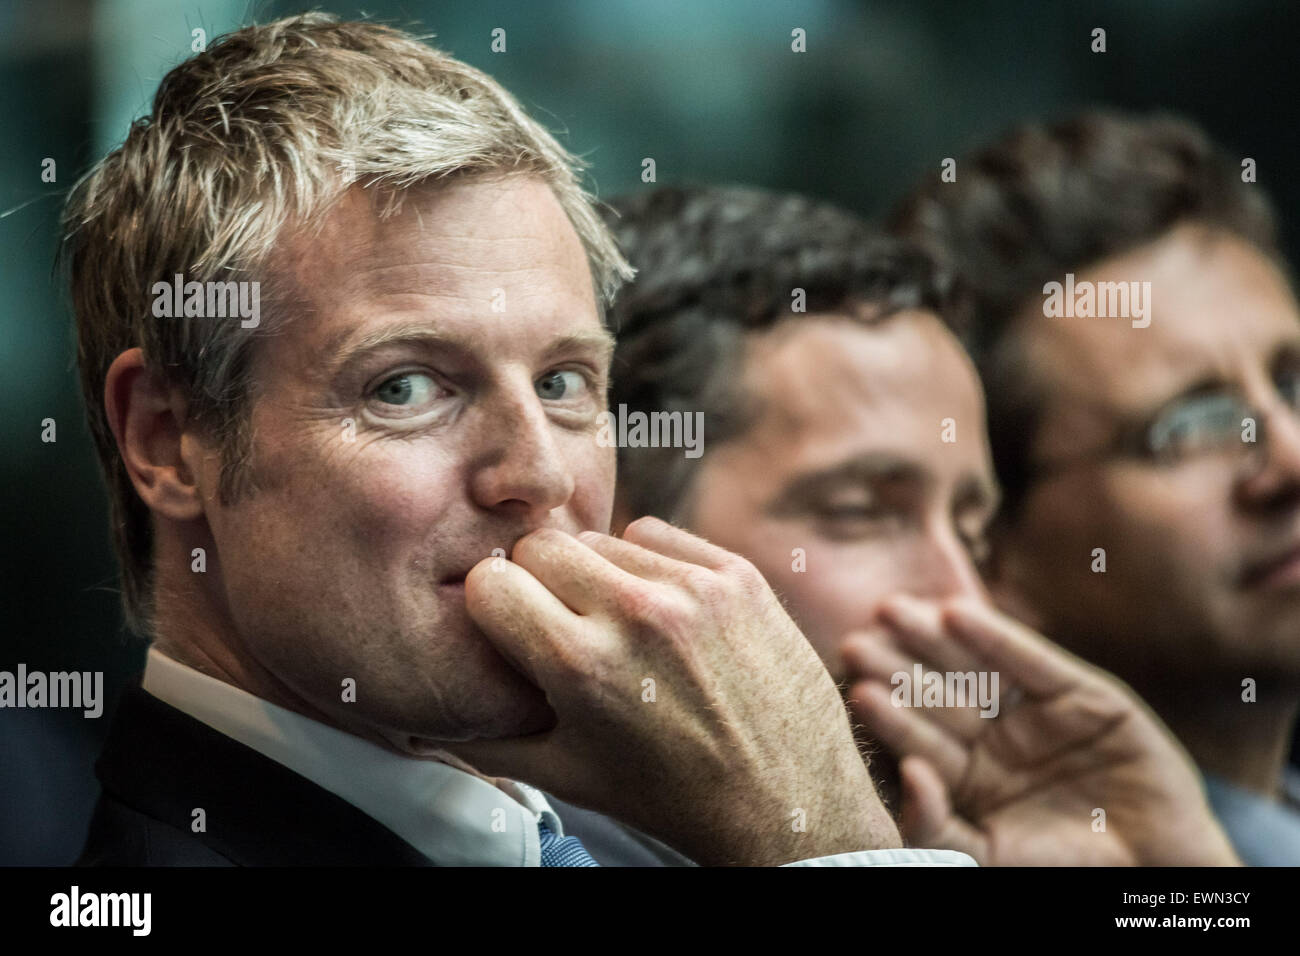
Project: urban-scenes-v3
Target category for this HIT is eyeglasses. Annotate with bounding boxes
[1030,367,1300,479]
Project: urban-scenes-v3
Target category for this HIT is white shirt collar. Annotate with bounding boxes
[141,646,560,866]
[140,646,977,868]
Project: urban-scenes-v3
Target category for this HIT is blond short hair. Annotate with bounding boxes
[61,13,633,637]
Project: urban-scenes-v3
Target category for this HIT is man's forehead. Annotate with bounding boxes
[280,178,589,298]
[732,311,993,492]
[742,310,981,431]
[1017,226,1300,417]
[262,177,602,365]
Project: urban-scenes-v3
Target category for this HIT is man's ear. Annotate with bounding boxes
[104,348,206,521]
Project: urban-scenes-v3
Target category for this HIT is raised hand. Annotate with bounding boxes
[442,517,901,865]
[843,595,1238,866]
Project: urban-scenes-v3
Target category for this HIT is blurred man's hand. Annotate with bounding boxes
[844,595,1239,866]
[443,517,901,866]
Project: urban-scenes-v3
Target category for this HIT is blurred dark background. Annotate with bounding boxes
[3,0,1298,864]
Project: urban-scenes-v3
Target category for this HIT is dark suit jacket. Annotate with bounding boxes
[76,680,687,866]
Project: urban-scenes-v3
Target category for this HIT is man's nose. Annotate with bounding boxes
[909,525,990,606]
[468,384,576,519]
[1237,400,1300,512]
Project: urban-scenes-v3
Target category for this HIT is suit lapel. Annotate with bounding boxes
[95,682,436,865]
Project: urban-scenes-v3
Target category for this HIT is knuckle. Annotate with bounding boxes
[719,553,768,598]
[682,566,725,604]
[676,556,767,614]
[619,581,669,621]
[619,581,692,634]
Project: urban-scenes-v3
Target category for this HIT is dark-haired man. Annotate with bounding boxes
[592,184,1238,865]
[892,111,1300,864]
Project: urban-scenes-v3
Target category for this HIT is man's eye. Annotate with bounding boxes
[1147,393,1247,458]
[536,369,588,401]
[371,372,440,408]
[1277,368,1300,410]
[816,504,880,520]
[811,502,897,539]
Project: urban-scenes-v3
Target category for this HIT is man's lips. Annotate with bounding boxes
[439,561,485,586]
[1240,541,1300,590]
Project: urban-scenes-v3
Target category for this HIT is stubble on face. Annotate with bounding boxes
[184,176,617,749]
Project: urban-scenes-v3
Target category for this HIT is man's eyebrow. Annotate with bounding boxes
[1136,336,1300,416]
[543,330,617,365]
[321,323,454,374]
[768,452,923,516]
[320,324,617,375]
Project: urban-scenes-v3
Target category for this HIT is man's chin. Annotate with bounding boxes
[454,689,558,743]
[390,680,558,753]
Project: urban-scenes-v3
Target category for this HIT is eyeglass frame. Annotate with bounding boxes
[1025,367,1300,482]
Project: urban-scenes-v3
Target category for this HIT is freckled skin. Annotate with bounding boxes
[177,177,617,747]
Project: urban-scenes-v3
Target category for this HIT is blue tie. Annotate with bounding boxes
[537,820,600,866]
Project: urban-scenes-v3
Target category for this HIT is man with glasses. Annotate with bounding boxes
[890,110,1300,864]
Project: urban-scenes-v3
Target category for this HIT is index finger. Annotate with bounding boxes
[464,553,594,689]
[620,515,738,571]
[940,599,1083,698]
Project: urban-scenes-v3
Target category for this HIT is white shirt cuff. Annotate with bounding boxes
[781,847,978,867]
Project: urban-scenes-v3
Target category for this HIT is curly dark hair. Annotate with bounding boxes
[605,185,960,522]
